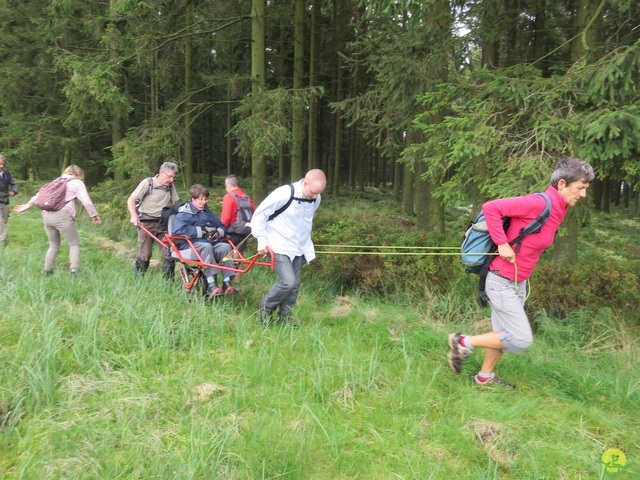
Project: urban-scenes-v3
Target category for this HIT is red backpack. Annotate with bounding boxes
[34,177,73,211]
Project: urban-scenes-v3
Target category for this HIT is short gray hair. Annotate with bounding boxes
[551,157,595,187]
[160,162,179,174]
[225,175,240,188]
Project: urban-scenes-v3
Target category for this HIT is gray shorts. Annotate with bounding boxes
[486,271,533,354]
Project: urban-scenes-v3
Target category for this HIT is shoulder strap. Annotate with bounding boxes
[144,177,154,198]
[509,192,552,253]
[136,177,155,210]
[230,191,247,205]
[267,183,317,221]
[268,184,295,221]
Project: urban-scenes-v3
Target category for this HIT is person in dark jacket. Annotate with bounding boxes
[0,154,19,247]
[172,184,236,297]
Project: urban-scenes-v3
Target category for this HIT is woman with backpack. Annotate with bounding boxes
[447,157,595,389]
[13,164,101,275]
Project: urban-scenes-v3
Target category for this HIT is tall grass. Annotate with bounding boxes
[0,200,638,479]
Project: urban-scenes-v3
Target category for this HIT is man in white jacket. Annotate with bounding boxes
[251,169,326,326]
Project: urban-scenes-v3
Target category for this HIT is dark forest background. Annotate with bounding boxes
[1,0,639,263]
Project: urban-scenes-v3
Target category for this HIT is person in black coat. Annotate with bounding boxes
[0,154,19,247]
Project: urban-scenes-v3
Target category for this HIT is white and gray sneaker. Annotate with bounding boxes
[447,332,472,374]
[473,373,515,390]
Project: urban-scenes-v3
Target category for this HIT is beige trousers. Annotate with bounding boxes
[43,209,81,272]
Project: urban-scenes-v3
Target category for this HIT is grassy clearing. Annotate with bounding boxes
[0,200,638,479]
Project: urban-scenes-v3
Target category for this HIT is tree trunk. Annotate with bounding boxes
[290,0,305,180]
[331,0,346,196]
[504,0,520,66]
[278,15,287,185]
[602,177,611,213]
[480,0,501,68]
[622,181,630,209]
[416,167,445,233]
[612,180,621,206]
[402,163,414,216]
[183,5,193,187]
[109,0,124,182]
[555,0,604,263]
[591,177,603,210]
[393,161,402,200]
[251,0,268,203]
[307,0,320,171]
[531,0,549,76]
[415,0,449,233]
[226,104,232,176]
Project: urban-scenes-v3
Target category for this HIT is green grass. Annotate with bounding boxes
[0,200,638,479]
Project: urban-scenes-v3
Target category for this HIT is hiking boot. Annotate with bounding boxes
[162,259,176,281]
[134,258,150,276]
[473,373,515,390]
[223,281,237,295]
[447,332,472,374]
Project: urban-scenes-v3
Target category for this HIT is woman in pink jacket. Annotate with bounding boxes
[447,157,595,389]
[13,165,102,275]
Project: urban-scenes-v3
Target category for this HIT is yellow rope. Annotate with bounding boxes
[312,251,497,256]
[314,244,459,250]
[223,243,501,260]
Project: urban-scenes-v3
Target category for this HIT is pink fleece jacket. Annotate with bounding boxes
[482,186,569,281]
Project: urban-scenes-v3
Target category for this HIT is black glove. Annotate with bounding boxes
[203,226,220,241]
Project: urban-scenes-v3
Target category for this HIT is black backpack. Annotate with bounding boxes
[160,201,188,233]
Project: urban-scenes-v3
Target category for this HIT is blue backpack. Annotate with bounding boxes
[461,192,552,275]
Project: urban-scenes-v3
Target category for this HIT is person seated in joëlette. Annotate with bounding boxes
[172,184,237,297]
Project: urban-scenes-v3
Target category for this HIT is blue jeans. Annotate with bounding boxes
[259,254,303,321]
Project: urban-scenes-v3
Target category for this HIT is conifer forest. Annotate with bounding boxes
[1,0,639,237]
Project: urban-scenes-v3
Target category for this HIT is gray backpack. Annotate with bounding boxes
[227,192,253,235]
